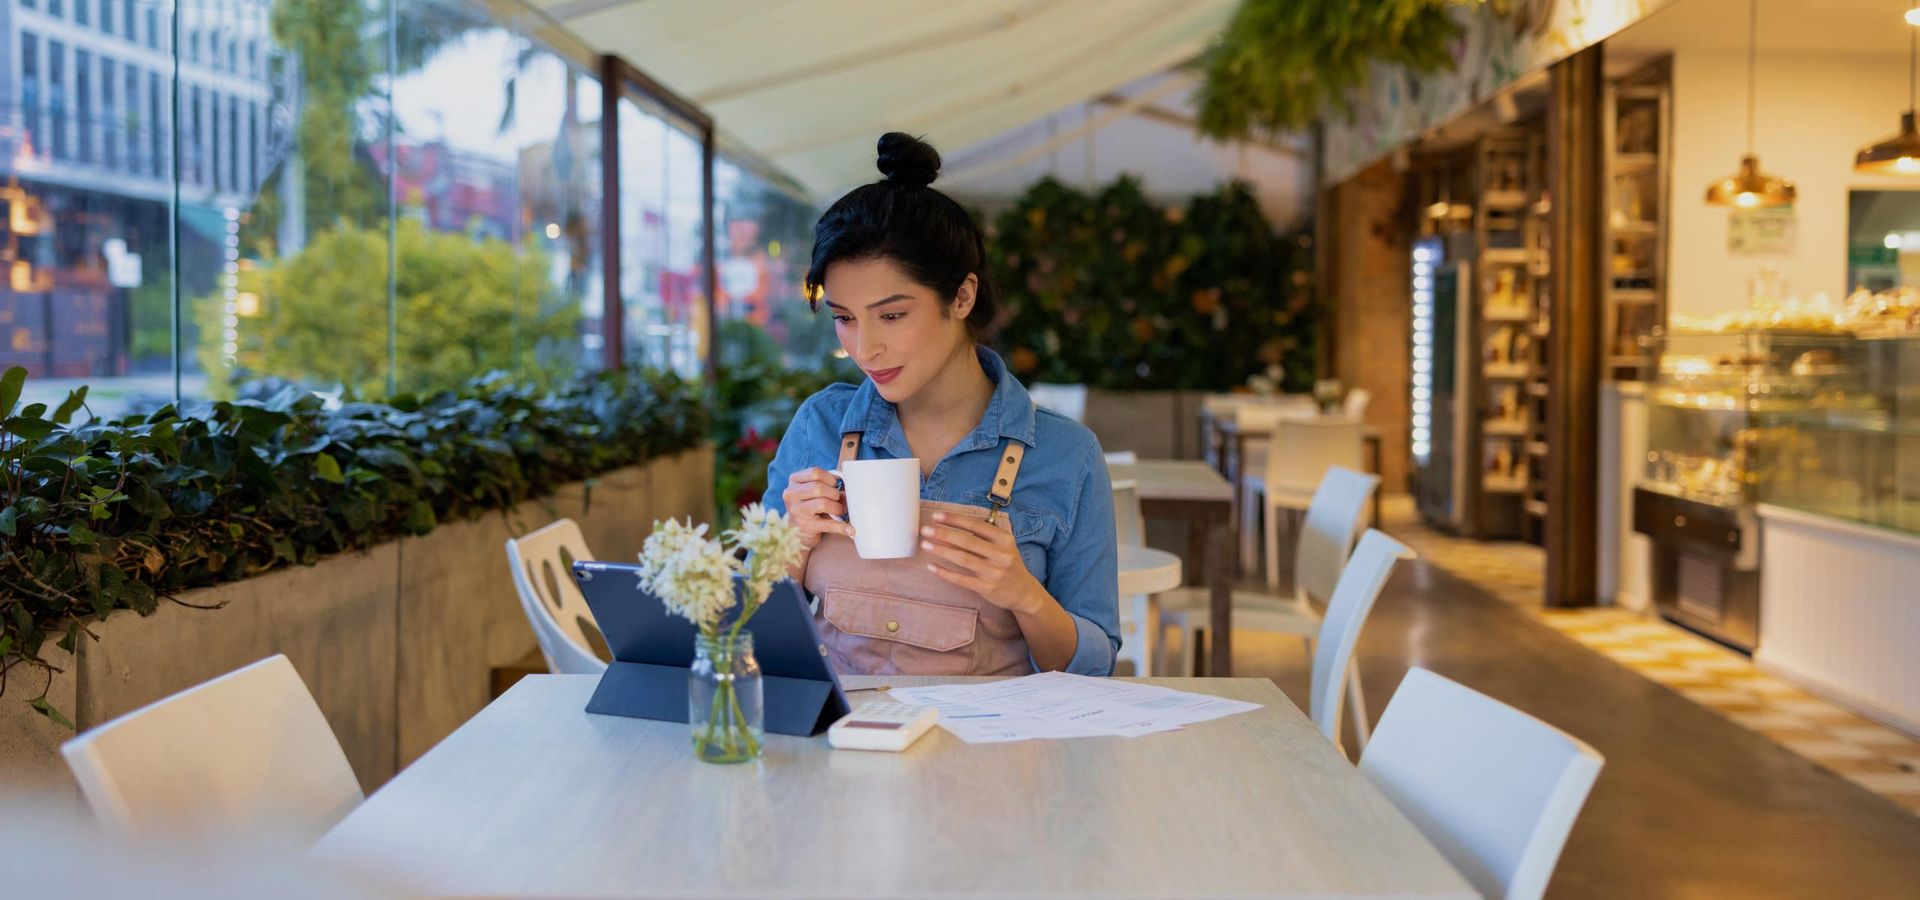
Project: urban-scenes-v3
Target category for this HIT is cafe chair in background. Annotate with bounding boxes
[1162,467,1382,741]
[1112,478,1183,676]
[1360,667,1604,900]
[1241,414,1366,589]
[506,519,609,676]
[60,655,363,843]
[1307,528,1415,753]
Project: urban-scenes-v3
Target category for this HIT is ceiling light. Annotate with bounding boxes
[1707,0,1796,207]
[1858,2,1920,174]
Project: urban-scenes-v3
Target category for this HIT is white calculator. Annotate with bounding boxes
[827,702,939,752]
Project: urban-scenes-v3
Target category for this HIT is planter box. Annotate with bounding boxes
[0,447,714,796]
[1080,390,1208,461]
[79,543,401,792]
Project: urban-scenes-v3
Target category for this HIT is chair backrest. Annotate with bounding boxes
[61,655,363,841]
[1102,450,1139,466]
[506,519,609,675]
[1264,415,1366,494]
[1295,467,1382,607]
[1229,395,1319,429]
[1029,383,1088,423]
[1111,479,1144,548]
[1359,668,1605,900]
[1311,530,1415,749]
[1344,387,1373,418]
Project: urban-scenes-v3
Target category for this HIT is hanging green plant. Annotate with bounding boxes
[1195,0,1463,140]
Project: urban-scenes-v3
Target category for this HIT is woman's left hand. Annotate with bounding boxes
[920,512,1044,614]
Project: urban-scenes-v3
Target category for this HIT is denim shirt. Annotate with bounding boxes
[766,347,1120,676]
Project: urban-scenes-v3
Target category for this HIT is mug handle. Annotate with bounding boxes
[824,469,850,524]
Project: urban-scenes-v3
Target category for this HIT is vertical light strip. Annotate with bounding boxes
[1409,238,1439,464]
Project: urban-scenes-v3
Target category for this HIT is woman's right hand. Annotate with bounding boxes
[783,467,855,551]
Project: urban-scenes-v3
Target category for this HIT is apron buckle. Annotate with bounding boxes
[986,494,1011,526]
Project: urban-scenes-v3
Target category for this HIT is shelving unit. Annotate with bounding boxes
[1603,58,1672,381]
[1472,128,1541,540]
[1521,125,1553,546]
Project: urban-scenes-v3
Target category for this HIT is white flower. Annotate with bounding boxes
[724,503,806,613]
[637,519,738,631]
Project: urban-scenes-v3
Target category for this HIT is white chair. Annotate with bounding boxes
[1360,668,1604,900]
[1307,529,1414,752]
[1112,478,1161,676]
[1240,412,1365,589]
[506,519,609,675]
[1161,468,1384,741]
[1029,383,1088,423]
[1343,387,1372,418]
[1103,450,1139,466]
[60,655,363,841]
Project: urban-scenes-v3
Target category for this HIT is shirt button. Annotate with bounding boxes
[886,620,900,633]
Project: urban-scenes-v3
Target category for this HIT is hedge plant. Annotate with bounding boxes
[987,176,1316,392]
[0,365,706,725]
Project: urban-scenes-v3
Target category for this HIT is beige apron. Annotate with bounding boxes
[803,431,1037,677]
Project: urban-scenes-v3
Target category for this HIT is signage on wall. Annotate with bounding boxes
[1728,206,1797,255]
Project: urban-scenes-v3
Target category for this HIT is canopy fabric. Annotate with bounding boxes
[528,0,1237,202]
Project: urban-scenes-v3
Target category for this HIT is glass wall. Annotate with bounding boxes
[1,0,708,417]
[713,155,828,368]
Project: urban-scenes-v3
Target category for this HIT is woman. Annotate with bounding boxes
[766,133,1120,677]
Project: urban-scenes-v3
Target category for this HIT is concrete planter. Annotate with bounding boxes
[0,447,714,795]
[1080,389,1208,460]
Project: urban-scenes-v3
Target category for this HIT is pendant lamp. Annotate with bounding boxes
[1706,0,1796,207]
[1855,1,1920,174]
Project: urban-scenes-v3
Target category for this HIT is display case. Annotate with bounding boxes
[1636,328,1910,649]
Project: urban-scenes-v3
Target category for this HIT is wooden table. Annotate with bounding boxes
[1107,461,1235,676]
[1211,417,1385,527]
[312,675,1474,899]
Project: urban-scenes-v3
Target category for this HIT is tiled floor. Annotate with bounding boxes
[1214,508,1920,897]
[1379,507,1920,819]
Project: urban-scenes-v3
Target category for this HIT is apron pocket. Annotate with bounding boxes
[822,590,978,675]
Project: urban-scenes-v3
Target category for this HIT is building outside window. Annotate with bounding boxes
[21,33,41,160]
[76,49,92,163]
[101,56,117,168]
[49,40,66,160]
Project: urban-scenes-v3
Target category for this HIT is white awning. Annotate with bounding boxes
[527,0,1237,201]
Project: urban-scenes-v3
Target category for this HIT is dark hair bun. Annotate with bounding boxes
[876,132,940,187]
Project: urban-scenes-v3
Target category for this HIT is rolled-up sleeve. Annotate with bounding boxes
[763,390,840,519]
[1043,444,1121,676]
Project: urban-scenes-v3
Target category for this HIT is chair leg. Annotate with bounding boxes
[1240,485,1260,578]
[1347,668,1372,752]
[1264,500,1282,592]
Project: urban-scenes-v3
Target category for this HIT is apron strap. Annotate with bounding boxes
[986,441,1027,525]
[838,432,862,467]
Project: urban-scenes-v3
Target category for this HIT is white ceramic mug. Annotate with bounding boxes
[830,458,921,559]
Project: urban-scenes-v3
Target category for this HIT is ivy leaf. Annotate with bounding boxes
[52,386,89,425]
[313,453,345,484]
[402,501,437,534]
[30,696,75,730]
[0,366,23,419]
[3,417,56,441]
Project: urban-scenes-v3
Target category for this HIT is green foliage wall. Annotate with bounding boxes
[196,219,581,399]
[987,176,1316,392]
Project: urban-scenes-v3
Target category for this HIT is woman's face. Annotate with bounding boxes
[822,257,974,405]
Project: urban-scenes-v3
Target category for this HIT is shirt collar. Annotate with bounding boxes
[839,345,1037,454]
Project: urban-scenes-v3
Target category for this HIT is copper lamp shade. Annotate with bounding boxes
[1857,115,1920,176]
[1704,154,1796,208]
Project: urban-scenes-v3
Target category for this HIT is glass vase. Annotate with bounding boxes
[689,631,763,763]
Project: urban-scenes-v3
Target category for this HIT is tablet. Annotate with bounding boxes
[571,562,851,736]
